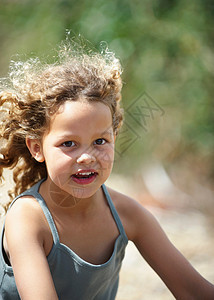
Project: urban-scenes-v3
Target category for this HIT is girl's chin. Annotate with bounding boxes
[44,176,104,203]
[52,184,98,200]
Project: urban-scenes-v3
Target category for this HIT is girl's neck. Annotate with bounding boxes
[39,179,102,216]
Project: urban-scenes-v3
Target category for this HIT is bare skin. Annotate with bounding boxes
[4,186,214,299]
[3,100,214,299]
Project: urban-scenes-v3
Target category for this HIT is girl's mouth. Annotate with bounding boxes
[71,171,98,185]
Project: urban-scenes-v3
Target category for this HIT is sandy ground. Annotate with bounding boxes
[1,171,214,299]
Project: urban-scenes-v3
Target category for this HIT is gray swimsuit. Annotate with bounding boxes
[0,180,128,299]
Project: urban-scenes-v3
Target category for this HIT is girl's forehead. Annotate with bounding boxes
[56,99,112,119]
[48,100,113,134]
[56,98,107,111]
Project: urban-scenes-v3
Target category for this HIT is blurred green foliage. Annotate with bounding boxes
[0,0,213,179]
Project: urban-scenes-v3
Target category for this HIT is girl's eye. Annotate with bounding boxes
[62,141,75,147]
[94,138,106,145]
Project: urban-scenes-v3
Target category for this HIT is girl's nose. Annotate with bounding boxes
[76,153,96,164]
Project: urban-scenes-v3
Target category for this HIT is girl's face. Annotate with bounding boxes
[28,100,115,202]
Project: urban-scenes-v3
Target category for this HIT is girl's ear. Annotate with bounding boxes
[25,137,45,163]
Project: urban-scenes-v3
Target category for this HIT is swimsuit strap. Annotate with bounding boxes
[8,179,60,245]
[7,181,127,246]
[102,184,128,243]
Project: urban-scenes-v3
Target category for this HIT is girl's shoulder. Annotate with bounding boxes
[105,186,153,240]
[4,195,51,257]
[5,195,46,229]
[106,185,140,212]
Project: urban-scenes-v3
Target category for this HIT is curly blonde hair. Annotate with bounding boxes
[0,41,123,209]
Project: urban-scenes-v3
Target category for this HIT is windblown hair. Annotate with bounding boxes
[0,40,123,209]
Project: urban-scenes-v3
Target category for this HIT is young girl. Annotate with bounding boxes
[0,42,213,300]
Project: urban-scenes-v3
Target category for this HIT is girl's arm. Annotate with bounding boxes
[125,198,214,299]
[4,197,59,300]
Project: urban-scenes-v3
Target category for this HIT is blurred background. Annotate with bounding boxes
[0,0,214,299]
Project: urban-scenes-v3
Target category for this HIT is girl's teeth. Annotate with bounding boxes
[76,172,94,176]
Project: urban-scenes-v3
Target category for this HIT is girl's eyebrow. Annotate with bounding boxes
[100,129,113,136]
[58,128,113,136]
[54,134,79,141]
[56,130,113,140]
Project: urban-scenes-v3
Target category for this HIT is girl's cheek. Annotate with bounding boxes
[100,153,114,172]
[97,146,114,160]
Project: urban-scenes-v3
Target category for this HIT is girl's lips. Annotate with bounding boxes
[71,170,98,185]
